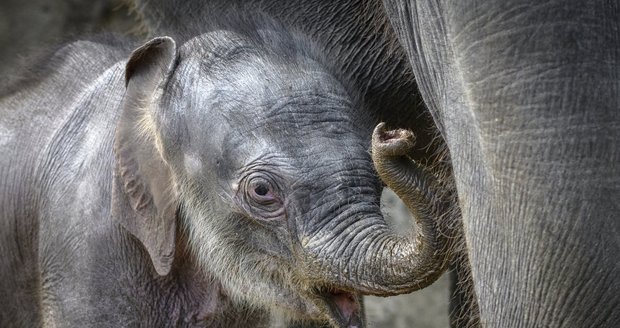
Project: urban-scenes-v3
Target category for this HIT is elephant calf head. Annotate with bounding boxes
[111,18,451,328]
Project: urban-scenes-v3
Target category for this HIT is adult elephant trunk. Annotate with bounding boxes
[304,123,454,296]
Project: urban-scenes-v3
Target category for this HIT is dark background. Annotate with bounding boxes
[0,1,449,326]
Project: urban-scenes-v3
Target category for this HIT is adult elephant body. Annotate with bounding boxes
[384,0,620,326]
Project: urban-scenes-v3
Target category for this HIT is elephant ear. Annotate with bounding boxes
[112,37,178,276]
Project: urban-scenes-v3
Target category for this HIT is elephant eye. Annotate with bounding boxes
[237,172,285,220]
[254,183,269,196]
[247,176,278,204]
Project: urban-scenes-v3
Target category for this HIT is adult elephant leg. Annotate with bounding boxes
[384,0,620,326]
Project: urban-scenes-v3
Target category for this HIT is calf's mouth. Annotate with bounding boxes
[315,286,363,328]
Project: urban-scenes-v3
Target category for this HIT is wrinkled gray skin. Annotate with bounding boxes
[127,0,443,164]
[0,36,262,327]
[0,14,452,328]
[384,0,620,326]
[128,1,472,326]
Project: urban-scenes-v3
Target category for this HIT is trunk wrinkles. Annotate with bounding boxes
[306,123,454,296]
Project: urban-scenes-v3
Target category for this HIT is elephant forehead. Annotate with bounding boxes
[178,33,347,97]
[217,130,368,176]
[175,74,362,147]
[223,103,366,158]
[212,62,346,102]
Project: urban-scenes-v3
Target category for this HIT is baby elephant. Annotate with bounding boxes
[0,15,451,328]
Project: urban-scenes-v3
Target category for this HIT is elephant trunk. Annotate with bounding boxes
[305,123,453,296]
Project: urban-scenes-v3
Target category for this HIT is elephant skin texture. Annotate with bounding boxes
[0,11,454,328]
[384,0,620,327]
[126,1,472,325]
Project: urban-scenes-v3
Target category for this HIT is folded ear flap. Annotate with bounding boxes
[112,37,178,276]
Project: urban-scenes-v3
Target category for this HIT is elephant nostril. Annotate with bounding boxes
[373,123,416,148]
[381,129,413,143]
[382,130,400,141]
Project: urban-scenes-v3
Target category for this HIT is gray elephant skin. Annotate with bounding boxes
[127,1,473,325]
[383,0,620,327]
[79,0,619,326]
[0,12,453,328]
[125,0,446,164]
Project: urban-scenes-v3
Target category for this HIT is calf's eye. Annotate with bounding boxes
[254,183,269,196]
[237,173,285,220]
[247,177,277,204]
